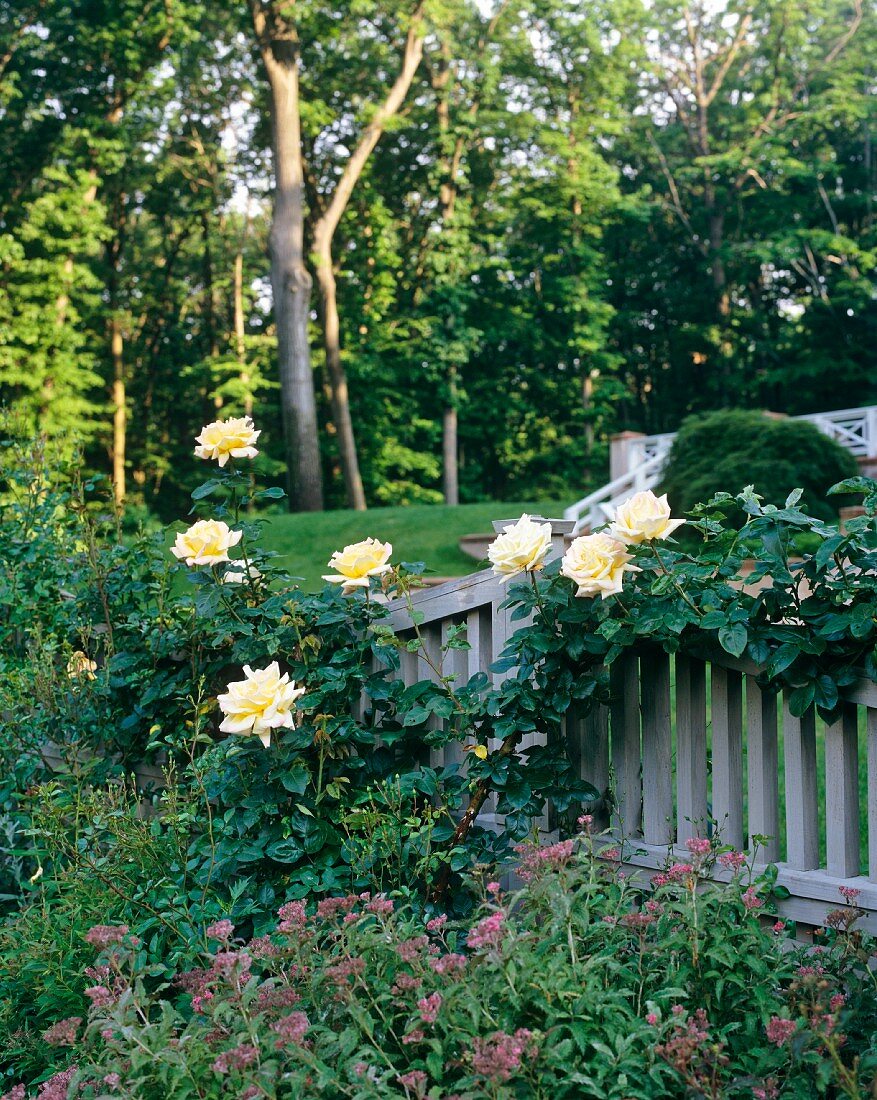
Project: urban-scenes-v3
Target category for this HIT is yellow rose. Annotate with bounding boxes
[217,662,306,748]
[171,519,242,567]
[610,489,685,545]
[67,651,97,680]
[194,416,261,467]
[561,533,639,599]
[323,538,393,589]
[487,514,552,582]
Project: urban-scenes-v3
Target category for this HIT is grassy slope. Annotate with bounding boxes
[259,500,567,589]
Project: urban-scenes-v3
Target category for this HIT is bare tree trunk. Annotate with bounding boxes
[111,315,126,506]
[442,389,459,505]
[311,4,426,510]
[312,252,366,509]
[251,1,323,511]
[233,249,253,419]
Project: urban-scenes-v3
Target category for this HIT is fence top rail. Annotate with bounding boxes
[384,578,877,709]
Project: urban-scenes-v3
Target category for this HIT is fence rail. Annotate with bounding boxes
[383,526,877,932]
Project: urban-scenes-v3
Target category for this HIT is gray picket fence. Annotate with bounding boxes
[381,520,877,932]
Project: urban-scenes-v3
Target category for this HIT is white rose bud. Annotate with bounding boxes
[610,490,685,545]
[323,538,393,590]
[561,533,639,599]
[487,514,552,583]
[217,662,306,748]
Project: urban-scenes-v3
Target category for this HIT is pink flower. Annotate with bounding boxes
[471,1029,537,1083]
[719,850,747,871]
[277,900,307,931]
[426,914,447,932]
[206,919,234,942]
[431,952,467,975]
[401,1029,425,1045]
[487,881,501,894]
[397,1070,428,1095]
[1,1086,26,1100]
[742,886,763,911]
[85,924,128,949]
[772,921,785,934]
[41,1016,81,1047]
[103,1075,121,1091]
[212,1043,258,1074]
[397,936,430,963]
[272,1011,310,1044]
[646,1013,659,1026]
[602,847,621,862]
[468,911,505,950]
[830,993,846,1012]
[766,1017,796,1046]
[418,992,442,1024]
[839,886,861,904]
[685,837,711,860]
[325,956,365,986]
[578,813,593,830]
[84,985,115,1008]
[37,1069,76,1100]
[366,895,394,916]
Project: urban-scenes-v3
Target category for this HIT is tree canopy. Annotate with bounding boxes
[1,0,873,515]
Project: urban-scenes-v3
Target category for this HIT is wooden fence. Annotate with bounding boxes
[383,520,877,933]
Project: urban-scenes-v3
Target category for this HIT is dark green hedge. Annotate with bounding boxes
[661,410,858,523]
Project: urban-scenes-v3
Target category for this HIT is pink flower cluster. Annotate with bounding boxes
[206,919,235,942]
[272,1011,310,1044]
[397,1070,428,1095]
[742,886,763,911]
[41,1016,81,1047]
[431,952,467,975]
[719,850,747,872]
[84,924,129,949]
[515,838,576,880]
[37,1069,76,1100]
[685,837,711,863]
[766,1016,796,1046]
[277,900,307,931]
[839,886,861,904]
[471,1028,537,1083]
[418,992,442,1024]
[426,914,447,932]
[397,935,430,963]
[212,1042,258,1074]
[652,863,694,888]
[467,911,505,950]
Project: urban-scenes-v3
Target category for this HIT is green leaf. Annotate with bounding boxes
[718,622,748,658]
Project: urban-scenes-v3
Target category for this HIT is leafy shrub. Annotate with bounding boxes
[660,410,857,524]
[16,835,877,1099]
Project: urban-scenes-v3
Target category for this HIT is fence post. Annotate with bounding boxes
[610,431,647,482]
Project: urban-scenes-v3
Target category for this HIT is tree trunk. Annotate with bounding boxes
[310,4,426,510]
[312,246,366,509]
[252,2,323,511]
[233,249,253,418]
[442,401,459,506]
[111,315,126,506]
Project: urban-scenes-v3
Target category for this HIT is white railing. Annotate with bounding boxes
[564,405,877,535]
[382,520,877,932]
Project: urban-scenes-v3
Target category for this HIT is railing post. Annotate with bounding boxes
[610,431,647,482]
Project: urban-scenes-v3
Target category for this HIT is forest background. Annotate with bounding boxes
[1,0,874,519]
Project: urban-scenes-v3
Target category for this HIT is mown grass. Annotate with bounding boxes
[258,500,567,589]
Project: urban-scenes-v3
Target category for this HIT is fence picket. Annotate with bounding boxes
[676,654,708,841]
[783,700,819,871]
[825,703,860,879]
[610,652,642,836]
[641,648,673,845]
[747,679,780,864]
[711,665,744,850]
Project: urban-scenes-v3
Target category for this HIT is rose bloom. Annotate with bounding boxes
[217,662,306,748]
[67,651,97,680]
[561,533,638,599]
[487,514,552,582]
[194,415,260,467]
[610,489,685,545]
[323,538,392,589]
[171,519,242,567]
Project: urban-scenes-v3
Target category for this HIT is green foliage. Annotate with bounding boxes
[17,842,877,1098]
[660,411,858,524]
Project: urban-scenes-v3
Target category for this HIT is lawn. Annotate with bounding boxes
[258,500,567,589]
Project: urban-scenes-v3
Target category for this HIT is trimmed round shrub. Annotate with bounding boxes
[660,410,858,523]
